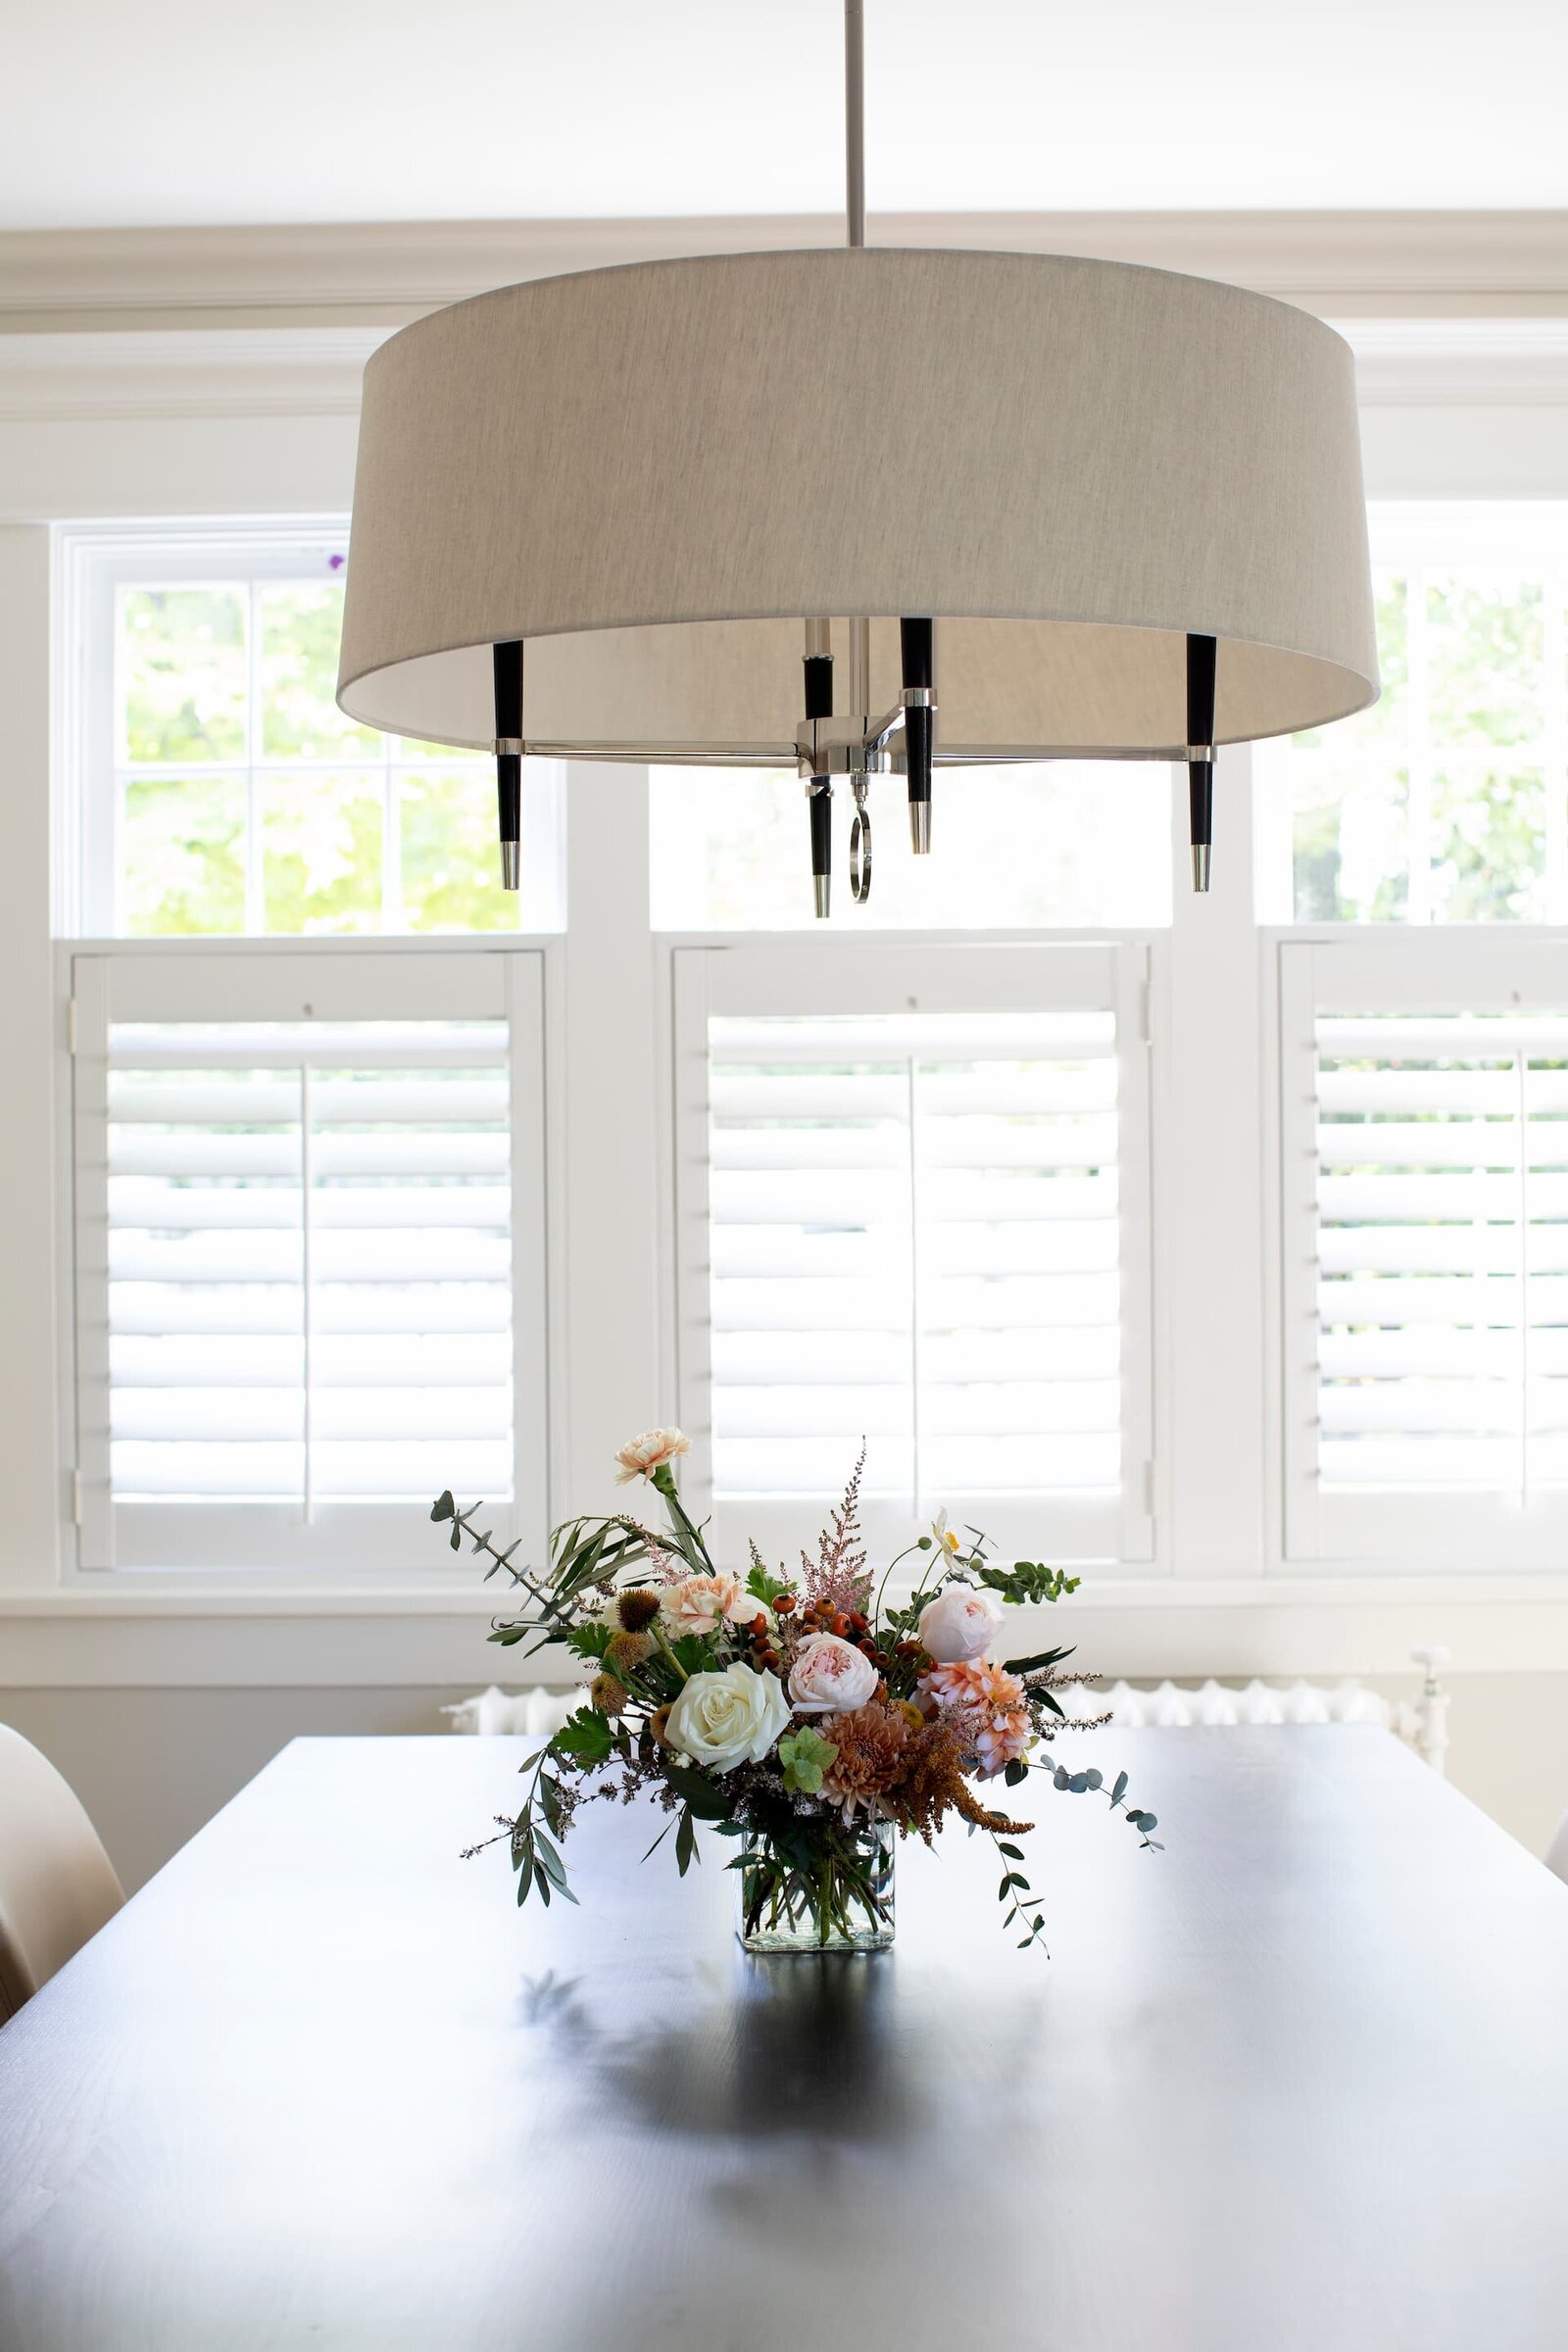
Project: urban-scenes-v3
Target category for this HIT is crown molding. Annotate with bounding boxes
[0,328,387,420]
[3,212,1568,332]
[1349,318,1568,405]
[6,318,1568,427]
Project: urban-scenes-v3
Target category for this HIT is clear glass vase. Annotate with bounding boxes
[736,1818,896,1953]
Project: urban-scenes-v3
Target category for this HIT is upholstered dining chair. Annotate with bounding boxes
[0,1725,124,2023]
[1545,1812,1568,1887]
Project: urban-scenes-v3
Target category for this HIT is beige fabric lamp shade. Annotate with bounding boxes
[335,247,1377,763]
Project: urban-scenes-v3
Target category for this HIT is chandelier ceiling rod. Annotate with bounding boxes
[807,0,933,917]
[845,0,865,251]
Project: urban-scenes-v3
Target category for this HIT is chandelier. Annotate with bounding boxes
[336,3,1376,914]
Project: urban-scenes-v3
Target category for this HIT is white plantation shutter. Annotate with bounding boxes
[71,950,547,1573]
[1282,936,1568,1566]
[674,943,1152,1563]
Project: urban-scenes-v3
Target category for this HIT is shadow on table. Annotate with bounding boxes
[518,1949,927,2145]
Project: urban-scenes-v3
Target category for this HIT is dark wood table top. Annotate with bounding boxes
[3,1726,1567,2351]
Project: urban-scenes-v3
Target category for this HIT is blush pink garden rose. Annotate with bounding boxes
[916,1585,1004,1665]
[787,1631,880,1716]
[663,1572,759,1639]
[918,1658,1033,1780]
[612,1428,692,1485]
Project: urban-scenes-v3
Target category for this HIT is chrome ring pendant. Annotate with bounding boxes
[850,805,872,902]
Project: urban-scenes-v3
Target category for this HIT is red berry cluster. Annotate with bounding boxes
[746,1610,784,1678]
[796,1599,895,1675]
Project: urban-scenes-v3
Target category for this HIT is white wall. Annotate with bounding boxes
[6,225,1568,1882]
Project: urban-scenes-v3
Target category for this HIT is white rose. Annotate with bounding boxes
[916,1586,1004,1664]
[663,1663,791,1773]
[787,1632,880,1716]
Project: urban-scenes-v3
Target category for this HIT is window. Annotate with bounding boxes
[1281,935,1568,1567]
[673,941,1152,1564]
[57,522,564,938]
[649,761,1171,929]
[69,949,548,1575]
[1267,504,1568,924]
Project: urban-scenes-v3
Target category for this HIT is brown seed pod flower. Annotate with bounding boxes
[605,1628,654,1675]
[616,1588,662,1633]
[590,1672,629,1716]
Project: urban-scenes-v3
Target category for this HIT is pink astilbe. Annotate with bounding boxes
[919,1659,1034,1781]
[801,1446,872,1617]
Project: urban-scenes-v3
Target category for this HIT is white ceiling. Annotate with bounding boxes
[7,0,1568,233]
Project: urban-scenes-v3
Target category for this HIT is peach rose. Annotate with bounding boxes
[916,1585,1004,1664]
[788,1632,879,1716]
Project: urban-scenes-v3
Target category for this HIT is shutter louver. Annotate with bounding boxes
[1315,1010,1568,1494]
[73,951,545,1576]
[706,1009,1123,1509]
[105,1019,514,1509]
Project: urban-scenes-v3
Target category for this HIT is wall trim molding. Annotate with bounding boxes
[0,328,386,421]
[3,212,1568,333]
[6,318,1568,427]
[3,1582,1568,1686]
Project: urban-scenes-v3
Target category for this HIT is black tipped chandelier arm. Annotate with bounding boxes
[492,640,523,892]
[803,621,835,918]
[1186,633,1217,896]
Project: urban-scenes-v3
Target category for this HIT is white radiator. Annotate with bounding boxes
[446,1649,1452,1777]
[1101,1649,1450,1777]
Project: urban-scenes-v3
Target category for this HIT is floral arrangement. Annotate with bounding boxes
[435,1428,1160,1954]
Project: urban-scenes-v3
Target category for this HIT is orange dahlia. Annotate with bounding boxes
[917,1659,1033,1780]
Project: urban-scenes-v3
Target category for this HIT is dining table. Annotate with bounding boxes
[3,1724,1568,2350]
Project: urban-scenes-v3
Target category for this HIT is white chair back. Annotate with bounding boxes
[0,1725,124,2022]
[1544,1814,1568,1886]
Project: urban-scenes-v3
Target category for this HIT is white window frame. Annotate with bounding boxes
[52,516,564,940]
[61,938,553,1585]
[1279,927,1568,1571]
[670,935,1155,1567]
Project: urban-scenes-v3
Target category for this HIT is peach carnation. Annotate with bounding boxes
[918,1658,1033,1781]
[612,1427,691,1485]
[663,1571,756,1638]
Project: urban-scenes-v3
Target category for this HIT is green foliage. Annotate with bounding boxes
[508,1758,579,1909]
[1048,1758,1161,1848]
[662,1765,733,1822]
[746,1557,788,1607]
[778,1727,838,1796]
[401,767,522,935]
[1287,567,1556,926]
[1001,1642,1074,1679]
[991,1834,1049,1953]
[122,586,247,763]
[559,1619,612,1662]
[550,1707,614,1767]
[122,772,246,937]
[978,1560,1081,1606]
[261,771,383,935]
[258,583,379,760]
